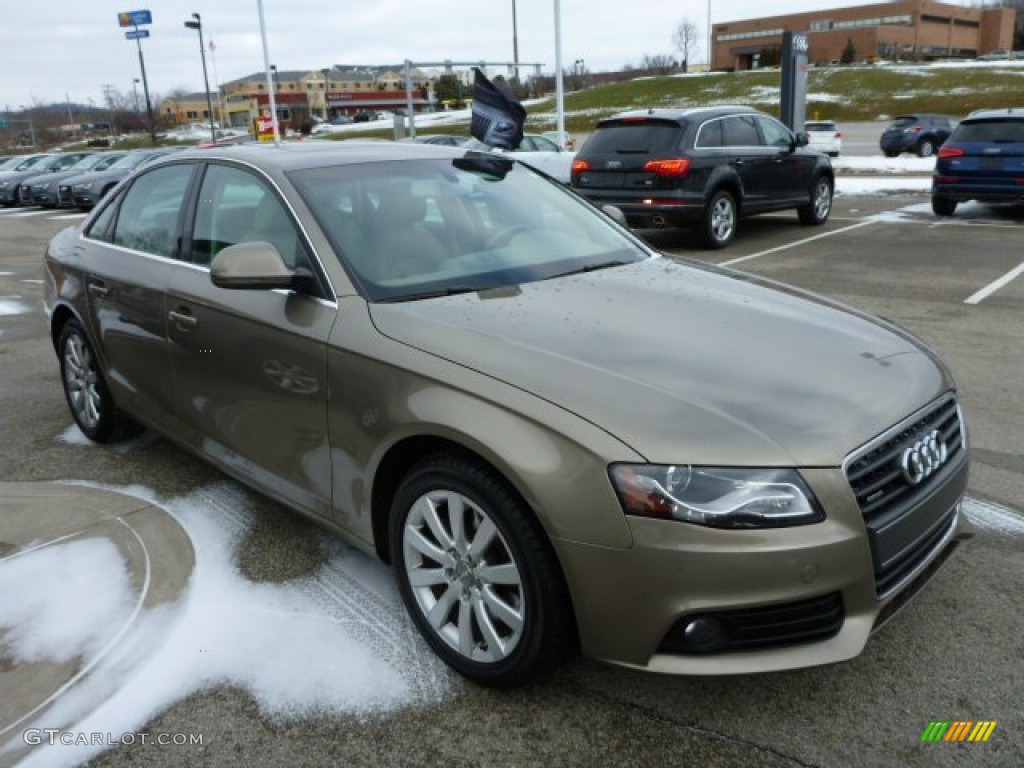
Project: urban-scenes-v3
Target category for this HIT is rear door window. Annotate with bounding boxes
[722,115,761,147]
[954,119,1024,143]
[111,164,194,259]
[583,122,684,155]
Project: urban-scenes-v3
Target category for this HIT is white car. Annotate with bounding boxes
[463,137,576,184]
[804,120,842,157]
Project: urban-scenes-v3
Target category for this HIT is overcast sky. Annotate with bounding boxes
[3,0,947,110]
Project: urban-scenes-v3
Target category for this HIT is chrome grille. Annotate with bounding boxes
[845,394,967,596]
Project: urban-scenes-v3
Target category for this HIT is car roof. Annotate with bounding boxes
[602,105,761,124]
[159,140,470,173]
[964,107,1024,120]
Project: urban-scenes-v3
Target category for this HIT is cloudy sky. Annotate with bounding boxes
[2,0,941,110]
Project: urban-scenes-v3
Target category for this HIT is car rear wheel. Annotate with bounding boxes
[58,320,137,442]
[700,189,737,249]
[917,139,937,158]
[883,150,899,158]
[931,196,957,217]
[798,176,833,226]
[390,453,574,686]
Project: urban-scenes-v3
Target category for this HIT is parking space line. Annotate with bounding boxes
[964,261,1024,305]
[720,221,876,267]
[4,210,50,218]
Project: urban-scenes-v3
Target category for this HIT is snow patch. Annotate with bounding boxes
[13,481,454,767]
[0,297,29,316]
[963,497,1024,538]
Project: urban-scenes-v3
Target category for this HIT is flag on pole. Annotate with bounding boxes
[470,67,525,150]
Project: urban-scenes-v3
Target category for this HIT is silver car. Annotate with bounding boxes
[44,142,971,685]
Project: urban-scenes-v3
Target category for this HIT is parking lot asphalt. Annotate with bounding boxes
[1,191,1022,768]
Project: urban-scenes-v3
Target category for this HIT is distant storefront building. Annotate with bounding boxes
[711,1,1016,70]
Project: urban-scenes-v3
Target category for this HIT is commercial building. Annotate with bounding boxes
[711,1,1017,70]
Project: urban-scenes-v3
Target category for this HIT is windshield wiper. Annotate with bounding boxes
[546,260,632,280]
[379,286,481,303]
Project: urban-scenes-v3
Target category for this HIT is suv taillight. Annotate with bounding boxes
[937,146,965,159]
[907,126,922,134]
[572,159,590,173]
[643,158,691,176]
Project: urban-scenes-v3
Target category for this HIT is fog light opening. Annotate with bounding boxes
[681,616,725,651]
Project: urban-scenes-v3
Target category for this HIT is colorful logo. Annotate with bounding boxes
[921,721,997,743]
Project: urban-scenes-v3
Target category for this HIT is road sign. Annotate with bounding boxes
[125,29,150,40]
[118,10,152,27]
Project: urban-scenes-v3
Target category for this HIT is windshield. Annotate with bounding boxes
[109,152,154,170]
[68,154,107,171]
[289,155,649,302]
[7,155,49,172]
[954,119,1024,143]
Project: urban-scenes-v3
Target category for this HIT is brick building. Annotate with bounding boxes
[711,1,1016,69]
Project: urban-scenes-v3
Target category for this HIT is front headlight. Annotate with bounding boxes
[609,464,824,529]
[77,183,93,191]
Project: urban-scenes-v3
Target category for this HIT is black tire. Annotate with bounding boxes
[58,320,137,442]
[798,175,833,226]
[883,151,898,158]
[389,453,574,686]
[917,139,936,158]
[700,189,738,249]
[932,196,957,217]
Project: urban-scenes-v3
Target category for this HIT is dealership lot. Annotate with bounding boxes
[1,194,1021,767]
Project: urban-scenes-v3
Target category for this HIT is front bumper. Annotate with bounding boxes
[553,459,970,674]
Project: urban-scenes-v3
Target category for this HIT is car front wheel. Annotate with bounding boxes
[390,453,574,686]
[700,189,738,249]
[798,175,833,225]
[932,196,957,217]
[917,139,937,158]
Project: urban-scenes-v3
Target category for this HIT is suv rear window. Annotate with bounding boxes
[890,117,917,128]
[953,119,1024,143]
[583,122,684,155]
[805,122,837,131]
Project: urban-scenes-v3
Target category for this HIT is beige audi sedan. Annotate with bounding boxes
[44,142,971,686]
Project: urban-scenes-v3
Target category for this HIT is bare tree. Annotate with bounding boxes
[639,53,676,75]
[673,18,701,73]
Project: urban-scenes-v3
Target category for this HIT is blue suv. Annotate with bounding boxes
[932,108,1024,216]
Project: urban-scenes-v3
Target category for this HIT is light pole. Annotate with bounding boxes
[184,13,217,144]
[512,0,520,83]
[321,67,330,121]
[132,78,140,113]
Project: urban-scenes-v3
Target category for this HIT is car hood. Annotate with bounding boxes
[368,258,950,466]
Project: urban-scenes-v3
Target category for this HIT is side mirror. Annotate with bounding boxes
[211,241,294,290]
[794,131,810,148]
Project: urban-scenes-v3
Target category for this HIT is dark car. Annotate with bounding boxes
[44,142,969,686]
[0,152,94,206]
[931,107,1024,216]
[570,106,834,249]
[69,148,183,209]
[27,151,128,207]
[879,114,958,158]
[352,111,379,123]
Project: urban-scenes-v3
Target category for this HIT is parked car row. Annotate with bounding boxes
[0,147,185,210]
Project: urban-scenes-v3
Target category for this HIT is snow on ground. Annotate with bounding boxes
[8,480,454,768]
[0,297,29,316]
[55,425,161,454]
[963,497,1024,538]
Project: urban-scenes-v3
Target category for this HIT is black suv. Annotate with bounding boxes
[879,114,957,158]
[570,107,834,248]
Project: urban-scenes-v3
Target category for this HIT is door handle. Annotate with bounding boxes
[87,282,109,298]
[168,309,198,328]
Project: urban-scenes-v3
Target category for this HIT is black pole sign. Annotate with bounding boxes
[780,31,808,133]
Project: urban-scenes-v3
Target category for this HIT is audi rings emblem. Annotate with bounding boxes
[900,429,948,486]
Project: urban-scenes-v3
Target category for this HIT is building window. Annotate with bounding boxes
[187,110,199,119]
